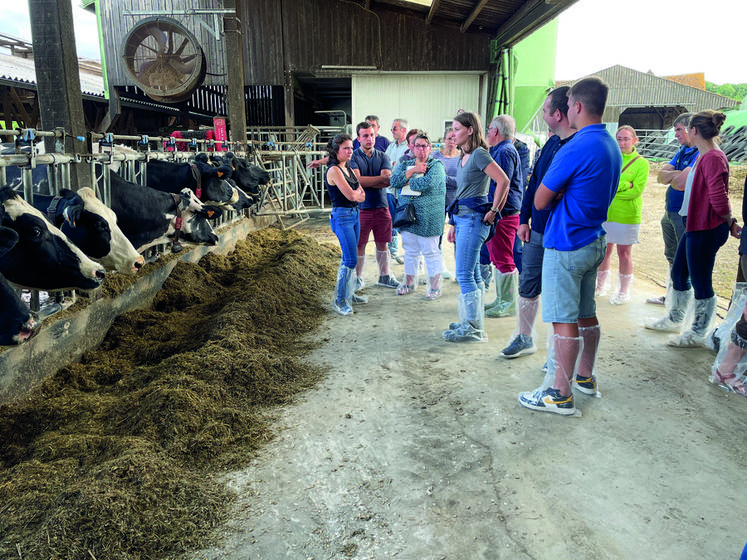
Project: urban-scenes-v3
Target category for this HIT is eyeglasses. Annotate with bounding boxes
[413,144,431,149]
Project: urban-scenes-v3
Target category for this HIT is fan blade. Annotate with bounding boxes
[173,37,190,57]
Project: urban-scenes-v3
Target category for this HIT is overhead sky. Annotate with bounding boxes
[555,0,747,84]
[1,1,745,86]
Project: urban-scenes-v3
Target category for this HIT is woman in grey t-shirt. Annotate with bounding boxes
[443,111,509,343]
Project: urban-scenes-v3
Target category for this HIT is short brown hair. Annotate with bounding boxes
[569,76,608,118]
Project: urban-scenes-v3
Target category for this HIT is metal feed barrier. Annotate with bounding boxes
[0,126,334,316]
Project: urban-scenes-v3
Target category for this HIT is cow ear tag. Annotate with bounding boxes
[217,172,224,178]
[206,210,215,218]
[62,206,76,227]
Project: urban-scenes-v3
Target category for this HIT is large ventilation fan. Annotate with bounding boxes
[122,17,207,103]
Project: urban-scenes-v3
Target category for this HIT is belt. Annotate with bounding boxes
[503,209,520,216]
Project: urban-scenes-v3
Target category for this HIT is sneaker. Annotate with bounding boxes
[610,292,630,305]
[352,294,368,304]
[448,321,464,330]
[333,302,353,316]
[542,361,548,373]
[442,269,452,280]
[391,254,404,265]
[377,274,399,288]
[443,323,485,342]
[500,334,537,359]
[646,295,666,305]
[573,374,597,395]
[354,277,365,292]
[518,387,576,415]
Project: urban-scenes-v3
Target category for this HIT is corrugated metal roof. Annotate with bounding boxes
[577,65,739,112]
[0,52,105,98]
[374,0,578,44]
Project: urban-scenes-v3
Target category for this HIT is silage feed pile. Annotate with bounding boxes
[0,227,340,560]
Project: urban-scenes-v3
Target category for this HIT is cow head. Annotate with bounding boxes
[55,189,113,259]
[0,187,106,291]
[193,160,237,205]
[0,203,39,345]
[174,188,219,245]
[75,188,145,275]
[229,156,270,195]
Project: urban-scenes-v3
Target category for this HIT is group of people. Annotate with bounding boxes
[321,77,747,414]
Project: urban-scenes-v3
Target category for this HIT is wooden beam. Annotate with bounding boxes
[460,0,489,33]
[426,0,441,24]
[364,0,371,9]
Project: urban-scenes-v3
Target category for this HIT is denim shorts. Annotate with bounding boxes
[519,230,544,299]
[541,236,606,323]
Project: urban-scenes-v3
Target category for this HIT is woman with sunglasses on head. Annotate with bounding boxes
[390,132,447,299]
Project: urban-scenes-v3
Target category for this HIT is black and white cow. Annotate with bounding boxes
[0,187,106,291]
[110,171,220,252]
[146,159,238,206]
[28,188,145,275]
[0,204,37,345]
[224,153,270,197]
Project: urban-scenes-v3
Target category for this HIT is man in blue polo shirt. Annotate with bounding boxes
[518,76,622,416]
[350,121,398,289]
[646,112,698,305]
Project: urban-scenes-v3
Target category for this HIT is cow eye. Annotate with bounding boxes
[30,226,43,238]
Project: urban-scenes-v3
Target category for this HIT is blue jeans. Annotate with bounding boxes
[661,210,687,267]
[330,207,360,268]
[387,192,399,254]
[671,223,729,299]
[542,236,606,324]
[519,230,544,299]
[454,211,490,294]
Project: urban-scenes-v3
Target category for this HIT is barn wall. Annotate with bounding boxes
[240,0,491,85]
[99,0,228,87]
[352,73,487,142]
[99,0,491,89]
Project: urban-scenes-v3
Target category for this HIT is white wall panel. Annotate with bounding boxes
[352,73,487,144]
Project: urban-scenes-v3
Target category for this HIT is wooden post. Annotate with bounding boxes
[223,9,247,144]
[28,0,91,190]
[284,70,295,128]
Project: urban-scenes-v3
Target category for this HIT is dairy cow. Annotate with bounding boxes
[0,205,37,345]
[110,171,220,252]
[224,153,270,197]
[0,187,106,291]
[29,188,145,275]
[146,159,238,206]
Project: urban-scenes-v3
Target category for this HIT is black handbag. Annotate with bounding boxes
[392,201,417,228]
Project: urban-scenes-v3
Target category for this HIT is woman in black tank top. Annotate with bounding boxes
[326,134,366,316]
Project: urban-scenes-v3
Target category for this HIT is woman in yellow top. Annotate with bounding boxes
[595,125,650,304]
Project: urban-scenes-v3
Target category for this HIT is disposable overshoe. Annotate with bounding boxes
[667,330,706,348]
[645,315,681,333]
[333,302,353,316]
[443,323,485,342]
